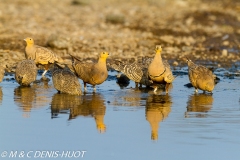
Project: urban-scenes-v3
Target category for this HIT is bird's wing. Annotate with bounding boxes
[35,45,60,64]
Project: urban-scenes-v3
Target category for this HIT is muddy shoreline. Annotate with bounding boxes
[0,0,240,71]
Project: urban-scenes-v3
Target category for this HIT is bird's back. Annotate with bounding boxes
[187,61,215,92]
[35,45,63,64]
[71,52,108,86]
[52,65,82,95]
[163,60,175,84]
[15,60,37,86]
[196,66,215,92]
[73,61,95,83]
[109,60,153,85]
[187,61,199,87]
[26,44,63,65]
[112,61,143,83]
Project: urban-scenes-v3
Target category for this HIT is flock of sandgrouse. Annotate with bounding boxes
[8,37,215,95]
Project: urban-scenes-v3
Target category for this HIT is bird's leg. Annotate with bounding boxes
[195,88,198,93]
[135,82,139,88]
[153,86,158,93]
[84,82,87,92]
[42,70,48,77]
[41,64,50,81]
[165,83,170,94]
[93,85,96,92]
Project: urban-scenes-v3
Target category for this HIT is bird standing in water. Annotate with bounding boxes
[186,58,215,93]
[148,45,175,93]
[51,64,82,95]
[71,52,109,92]
[24,37,64,80]
[15,59,37,86]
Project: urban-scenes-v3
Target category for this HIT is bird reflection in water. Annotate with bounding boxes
[185,93,213,118]
[111,89,147,107]
[145,94,172,140]
[14,86,36,118]
[51,93,106,133]
[14,81,52,118]
[51,93,82,117]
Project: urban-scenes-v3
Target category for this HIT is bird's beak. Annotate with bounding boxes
[23,39,26,41]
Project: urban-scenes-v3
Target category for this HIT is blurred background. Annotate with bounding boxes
[0,0,239,68]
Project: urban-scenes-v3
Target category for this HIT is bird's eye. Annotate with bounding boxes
[103,52,105,54]
[30,39,32,40]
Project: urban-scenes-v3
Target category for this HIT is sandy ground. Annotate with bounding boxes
[0,0,240,69]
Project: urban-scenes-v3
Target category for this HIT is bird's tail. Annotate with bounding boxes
[66,53,82,75]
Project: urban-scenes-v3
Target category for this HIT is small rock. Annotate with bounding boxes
[222,34,229,40]
[106,14,125,24]
[222,49,228,57]
[159,35,174,44]
[173,61,178,66]
[182,46,193,52]
[185,17,194,26]
[222,41,229,46]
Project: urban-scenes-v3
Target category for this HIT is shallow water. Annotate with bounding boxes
[0,71,240,160]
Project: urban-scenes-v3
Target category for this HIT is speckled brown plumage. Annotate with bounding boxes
[15,60,37,86]
[51,93,83,118]
[186,58,215,93]
[71,52,109,92]
[0,66,5,83]
[24,37,64,79]
[108,60,152,88]
[52,64,82,95]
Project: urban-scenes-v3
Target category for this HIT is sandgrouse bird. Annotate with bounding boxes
[15,60,37,86]
[52,64,82,95]
[24,37,64,80]
[148,45,174,93]
[186,58,215,93]
[109,60,151,88]
[71,52,109,92]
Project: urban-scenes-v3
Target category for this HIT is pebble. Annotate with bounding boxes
[222,49,228,57]
[222,41,229,46]
[173,61,178,66]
